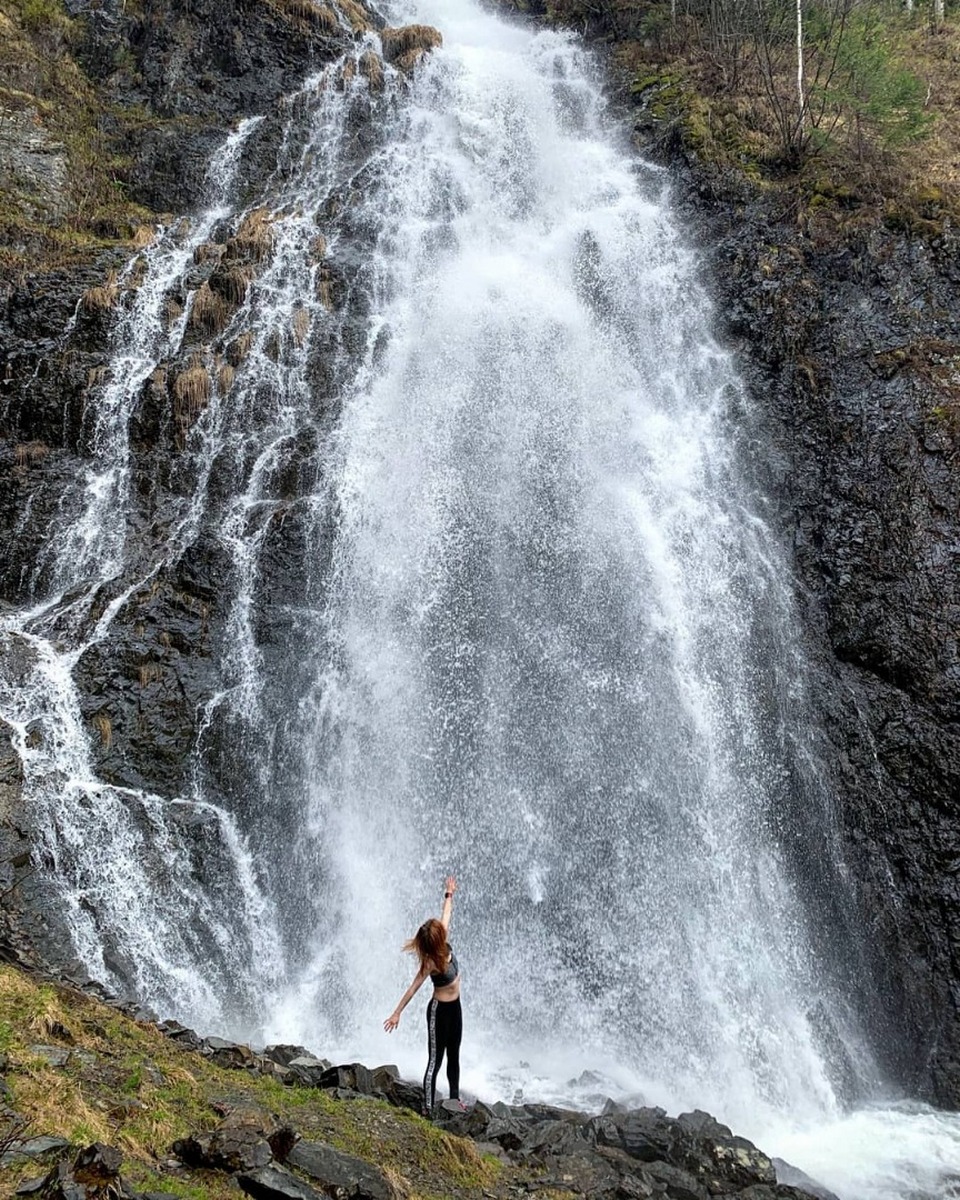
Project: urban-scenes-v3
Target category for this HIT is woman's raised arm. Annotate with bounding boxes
[440,875,457,932]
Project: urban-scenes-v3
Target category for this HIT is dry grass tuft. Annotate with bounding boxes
[131,225,155,250]
[217,360,236,393]
[292,307,311,347]
[359,50,384,92]
[336,0,370,31]
[339,56,356,88]
[281,0,338,29]
[188,281,230,336]
[394,47,429,73]
[137,661,163,689]
[380,24,442,65]
[210,263,254,307]
[92,713,112,750]
[13,441,50,468]
[173,359,211,414]
[315,265,340,310]
[227,208,276,264]
[193,241,225,265]
[80,269,120,313]
[227,331,254,365]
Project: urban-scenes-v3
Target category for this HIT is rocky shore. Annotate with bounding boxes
[0,962,832,1200]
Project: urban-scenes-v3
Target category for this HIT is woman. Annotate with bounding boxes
[384,875,465,1117]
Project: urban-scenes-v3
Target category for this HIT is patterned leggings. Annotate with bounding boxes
[423,996,462,1113]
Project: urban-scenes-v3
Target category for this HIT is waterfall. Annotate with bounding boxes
[3,1,960,1196]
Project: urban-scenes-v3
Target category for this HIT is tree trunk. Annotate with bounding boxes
[796,0,805,136]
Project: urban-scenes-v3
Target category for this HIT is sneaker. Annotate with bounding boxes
[440,1098,468,1113]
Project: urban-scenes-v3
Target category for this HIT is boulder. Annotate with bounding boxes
[369,1065,422,1112]
[772,1158,842,1200]
[27,1045,70,1069]
[202,1036,257,1069]
[236,1163,326,1200]
[1,1134,70,1165]
[287,1140,398,1199]
[644,1159,710,1200]
[172,1109,274,1172]
[285,1055,333,1086]
[316,1062,376,1095]
[261,1044,312,1067]
[24,1143,136,1199]
[157,1020,203,1050]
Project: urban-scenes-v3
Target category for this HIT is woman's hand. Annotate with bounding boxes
[384,1012,400,1033]
[445,875,457,895]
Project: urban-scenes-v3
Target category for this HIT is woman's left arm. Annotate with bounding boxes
[440,875,457,931]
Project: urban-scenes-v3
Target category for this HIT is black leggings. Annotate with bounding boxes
[423,996,462,1113]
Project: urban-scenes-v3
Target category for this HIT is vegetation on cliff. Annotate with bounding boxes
[510,0,960,230]
[0,0,369,275]
[0,0,157,270]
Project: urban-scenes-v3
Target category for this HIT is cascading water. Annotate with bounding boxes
[2,1,960,1196]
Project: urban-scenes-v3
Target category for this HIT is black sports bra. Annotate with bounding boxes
[430,948,459,988]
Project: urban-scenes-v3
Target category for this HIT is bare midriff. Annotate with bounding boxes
[432,976,460,1002]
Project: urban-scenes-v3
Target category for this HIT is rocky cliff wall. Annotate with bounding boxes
[638,112,960,1106]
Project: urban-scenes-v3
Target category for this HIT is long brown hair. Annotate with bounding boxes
[404,918,450,975]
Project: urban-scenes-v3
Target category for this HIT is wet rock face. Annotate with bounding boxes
[667,168,960,1104]
[80,0,378,213]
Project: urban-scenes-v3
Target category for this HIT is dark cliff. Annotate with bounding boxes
[617,26,960,1106]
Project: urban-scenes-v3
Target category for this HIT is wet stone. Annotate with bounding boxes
[27,1044,70,1068]
[287,1141,396,1200]
[237,1163,326,1200]
[2,1134,70,1163]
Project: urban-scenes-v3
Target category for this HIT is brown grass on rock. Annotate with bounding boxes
[132,225,155,250]
[281,0,338,29]
[217,360,236,393]
[13,441,50,469]
[209,263,254,307]
[359,50,385,91]
[193,241,225,265]
[226,208,276,265]
[80,269,120,313]
[335,0,370,32]
[380,24,442,65]
[292,307,311,347]
[92,713,112,749]
[173,358,211,437]
[188,282,231,336]
[315,268,336,310]
[227,331,254,365]
[339,56,357,88]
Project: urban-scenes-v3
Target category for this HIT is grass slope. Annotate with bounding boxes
[0,963,554,1200]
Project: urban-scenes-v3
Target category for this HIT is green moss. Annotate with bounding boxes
[883,201,944,238]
